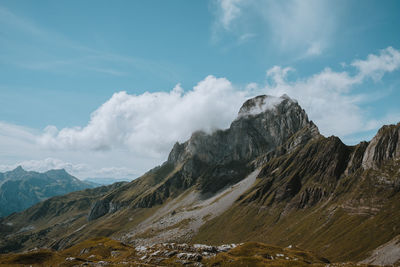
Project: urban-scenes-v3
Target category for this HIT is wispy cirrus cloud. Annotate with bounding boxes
[212,0,340,57]
[0,5,44,36]
[0,5,179,80]
[217,0,244,30]
[262,0,336,57]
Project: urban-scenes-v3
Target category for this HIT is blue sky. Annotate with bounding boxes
[0,0,399,179]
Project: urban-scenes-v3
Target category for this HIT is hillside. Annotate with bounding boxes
[0,95,399,265]
[0,237,360,266]
[0,167,96,217]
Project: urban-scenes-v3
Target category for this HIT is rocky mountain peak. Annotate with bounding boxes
[10,166,25,174]
[168,95,316,166]
[362,122,400,169]
[237,94,293,117]
[4,166,28,179]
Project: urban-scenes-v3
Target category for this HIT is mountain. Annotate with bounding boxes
[0,167,96,217]
[0,95,399,265]
[83,177,132,185]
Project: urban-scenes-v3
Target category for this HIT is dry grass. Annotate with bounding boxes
[0,238,380,266]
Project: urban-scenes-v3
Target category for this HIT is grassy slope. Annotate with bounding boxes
[1,124,398,265]
[0,237,366,267]
[0,184,121,253]
[0,163,181,253]
[193,157,400,262]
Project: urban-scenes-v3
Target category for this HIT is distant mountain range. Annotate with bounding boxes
[0,167,96,217]
[0,95,399,266]
[83,177,132,185]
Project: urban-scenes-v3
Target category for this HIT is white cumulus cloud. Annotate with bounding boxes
[0,157,139,180]
[1,47,399,179]
[263,47,400,137]
[38,76,250,157]
[37,47,400,153]
[352,46,400,81]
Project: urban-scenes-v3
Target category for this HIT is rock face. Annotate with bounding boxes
[88,199,111,221]
[168,95,315,165]
[361,234,400,266]
[194,122,400,263]
[362,122,400,169]
[153,95,319,198]
[88,198,122,221]
[244,136,351,208]
[165,95,319,195]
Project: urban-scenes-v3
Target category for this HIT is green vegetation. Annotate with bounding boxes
[0,238,371,266]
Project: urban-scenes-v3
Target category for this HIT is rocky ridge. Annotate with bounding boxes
[0,95,399,265]
[194,122,400,263]
[168,94,314,165]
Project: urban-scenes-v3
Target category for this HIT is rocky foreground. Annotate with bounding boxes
[0,237,385,266]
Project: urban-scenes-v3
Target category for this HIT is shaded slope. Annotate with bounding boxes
[0,95,318,253]
[193,123,400,262]
[86,95,315,220]
[0,182,126,253]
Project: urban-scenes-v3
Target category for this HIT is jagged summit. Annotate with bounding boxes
[238,94,293,117]
[168,94,317,165]
[9,165,26,174]
[362,122,400,169]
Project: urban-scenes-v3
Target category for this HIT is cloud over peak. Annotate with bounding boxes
[1,46,399,178]
[38,47,400,155]
[39,75,249,156]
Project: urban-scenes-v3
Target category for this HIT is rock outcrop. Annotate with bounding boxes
[362,122,400,169]
[168,95,314,166]
[165,95,319,195]
[88,199,121,221]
